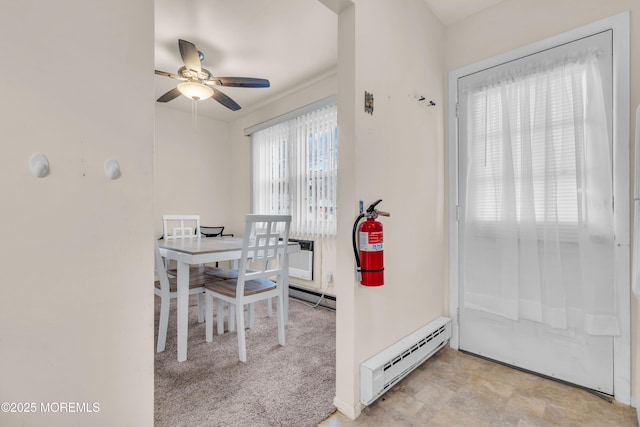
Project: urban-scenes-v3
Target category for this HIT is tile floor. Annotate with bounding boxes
[319,346,638,426]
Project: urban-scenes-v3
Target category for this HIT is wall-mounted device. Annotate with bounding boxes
[364,91,374,114]
[352,199,390,286]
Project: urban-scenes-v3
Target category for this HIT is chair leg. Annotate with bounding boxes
[248,303,255,329]
[217,299,225,335]
[276,295,285,346]
[197,293,205,323]
[157,296,170,352]
[236,303,247,362]
[266,297,273,317]
[229,304,236,332]
[205,293,214,343]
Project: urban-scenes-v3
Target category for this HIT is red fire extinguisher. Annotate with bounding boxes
[352,199,390,286]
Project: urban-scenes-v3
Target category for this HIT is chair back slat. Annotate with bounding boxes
[237,215,291,294]
[162,214,201,239]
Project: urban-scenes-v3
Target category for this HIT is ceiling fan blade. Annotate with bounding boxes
[178,39,202,74]
[156,87,182,103]
[155,69,186,81]
[205,77,270,88]
[211,88,241,111]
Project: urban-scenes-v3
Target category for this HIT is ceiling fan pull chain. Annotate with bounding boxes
[192,99,198,129]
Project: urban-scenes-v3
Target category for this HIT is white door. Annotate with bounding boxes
[457,30,615,394]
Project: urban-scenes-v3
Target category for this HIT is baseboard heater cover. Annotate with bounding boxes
[360,316,451,406]
[288,285,336,310]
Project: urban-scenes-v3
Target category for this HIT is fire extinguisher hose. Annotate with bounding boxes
[352,213,365,272]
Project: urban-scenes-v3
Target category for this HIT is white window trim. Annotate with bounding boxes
[243,95,337,136]
[447,12,630,404]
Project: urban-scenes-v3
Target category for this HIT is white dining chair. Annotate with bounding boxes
[162,214,201,239]
[200,224,273,320]
[154,240,215,352]
[204,214,291,362]
[161,214,209,315]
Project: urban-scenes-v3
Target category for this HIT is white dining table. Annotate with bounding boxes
[158,236,300,362]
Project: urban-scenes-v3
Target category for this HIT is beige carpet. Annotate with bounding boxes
[154,295,336,427]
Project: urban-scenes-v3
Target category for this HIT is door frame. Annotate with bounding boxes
[447,12,630,404]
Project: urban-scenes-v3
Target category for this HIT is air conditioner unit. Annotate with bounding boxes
[360,316,451,406]
[288,239,314,280]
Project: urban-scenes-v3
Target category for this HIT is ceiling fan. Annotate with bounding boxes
[155,39,270,111]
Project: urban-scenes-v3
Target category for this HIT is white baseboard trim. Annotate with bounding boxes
[332,395,362,420]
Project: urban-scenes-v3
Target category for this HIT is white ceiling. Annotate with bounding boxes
[154,0,505,122]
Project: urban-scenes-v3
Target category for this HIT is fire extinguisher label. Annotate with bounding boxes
[359,231,383,251]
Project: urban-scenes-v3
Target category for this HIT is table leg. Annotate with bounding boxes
[176,260,189,362]
[282,252,289,324]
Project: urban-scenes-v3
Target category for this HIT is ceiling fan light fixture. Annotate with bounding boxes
[177,81,213,100]
[157,39,267,111]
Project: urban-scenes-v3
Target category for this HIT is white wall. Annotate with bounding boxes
[154,106,231,235]
[444,0,640,408]
[333,0,446,417]
[0,1,154,426]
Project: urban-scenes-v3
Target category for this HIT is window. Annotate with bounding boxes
[251,102,338,237]
[466,68,584,226]
[461,31,614,241]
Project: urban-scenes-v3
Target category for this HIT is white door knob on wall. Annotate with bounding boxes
[29,153,49,178]
[104,159,121,180]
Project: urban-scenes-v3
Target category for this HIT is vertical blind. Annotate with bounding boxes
[251,103,338,237]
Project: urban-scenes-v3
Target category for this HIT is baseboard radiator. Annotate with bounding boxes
[288,239,314,280]
[288,285,336,310]
[360,316,451,405]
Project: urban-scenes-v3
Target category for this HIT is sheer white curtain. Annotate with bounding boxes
[252,103,338,237]
[462,52,619,335]
[633,104,640,299]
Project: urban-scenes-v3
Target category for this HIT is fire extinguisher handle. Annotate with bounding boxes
[366,199,383,214]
